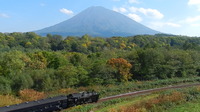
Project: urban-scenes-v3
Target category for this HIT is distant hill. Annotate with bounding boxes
[35,6,159,37]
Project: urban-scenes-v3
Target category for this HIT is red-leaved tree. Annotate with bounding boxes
[107,58,132,82]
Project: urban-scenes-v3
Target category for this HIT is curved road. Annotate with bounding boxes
[98,83,200,102]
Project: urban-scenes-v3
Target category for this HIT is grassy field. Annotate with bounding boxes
[95,94,158,112]
[165,100,200,112]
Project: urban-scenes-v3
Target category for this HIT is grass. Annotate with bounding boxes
[165,100,200,112]
[95,94,158,112]
[63,94,158,112]
[96,76,200,98]
[0,95,22,107]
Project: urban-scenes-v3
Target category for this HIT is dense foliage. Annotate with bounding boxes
[0,32,200,94]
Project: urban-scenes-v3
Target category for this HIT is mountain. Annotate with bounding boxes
[35,6,159,37]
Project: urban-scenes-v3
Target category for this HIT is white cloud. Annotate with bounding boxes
[188,0,200,5]
[113,7,127,13]
[0,13,9,18]
[113,7,142,22]
[60,8,74,15]
[127,13,142,22]
[185,16,200,23]
[182,16,200,27]
[190,23,200,27]
[138,8,164,19]
[150,22,181,29]
[129,7,138,13]
[128,0,139,4]
[188,0,200,11]
[40,3,46,7]
[129,7,164,19]
[165,22,181,27]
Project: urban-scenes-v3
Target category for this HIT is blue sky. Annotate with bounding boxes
[0,0,200,36]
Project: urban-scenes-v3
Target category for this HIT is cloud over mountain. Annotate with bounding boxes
[127,13,142,22]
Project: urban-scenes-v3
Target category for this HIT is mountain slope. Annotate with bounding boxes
[35,6,159,37]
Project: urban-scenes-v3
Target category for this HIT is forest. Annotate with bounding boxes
[0,32,200,95]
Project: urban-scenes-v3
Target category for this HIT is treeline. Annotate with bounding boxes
[0,32,200,94]
[1,32,200,52]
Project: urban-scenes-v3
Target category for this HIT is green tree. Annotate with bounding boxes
[0,51,26,76]
[56,65,79,88]
[89,60,116,85]
[137,48,164,79]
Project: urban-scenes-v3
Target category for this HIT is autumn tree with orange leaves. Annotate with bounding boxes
[107,58,132,82]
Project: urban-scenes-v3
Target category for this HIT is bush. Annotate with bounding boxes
[0,76,12,94]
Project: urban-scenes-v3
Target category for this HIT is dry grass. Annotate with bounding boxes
[108,91,184,112]
[19,89,46,101]
[0,95,22,107]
